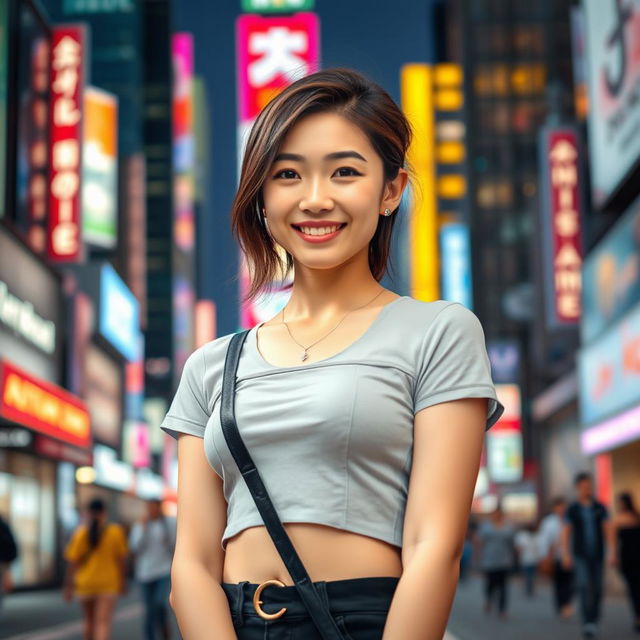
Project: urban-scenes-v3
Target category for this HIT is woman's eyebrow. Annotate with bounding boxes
[273,150,368,163]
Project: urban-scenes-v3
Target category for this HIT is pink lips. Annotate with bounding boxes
[291,222,347,244]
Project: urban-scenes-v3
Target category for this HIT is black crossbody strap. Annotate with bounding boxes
[220,331,344,640]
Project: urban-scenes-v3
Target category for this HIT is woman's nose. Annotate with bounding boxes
[299,179,334,213]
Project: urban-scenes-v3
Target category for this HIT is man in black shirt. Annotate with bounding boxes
[561,472,614,639]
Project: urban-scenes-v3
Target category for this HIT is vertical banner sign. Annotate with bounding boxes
[539,126,583,327]
[439,223,472,308]
[401,64,439,303]
[82,87,118,248]
[47,26,86,262]
[172,33,196,379]
[236,13,320,329]
[26,39,51,254]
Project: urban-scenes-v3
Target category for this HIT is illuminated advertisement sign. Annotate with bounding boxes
[583,0,640,207]
[93,444,134,492]
[0,359,91,449]
[578,300,640,426]
[0,226,62,383]
[236,12,320,328]
[440,223,472,308]
[539,126,583,327]
[24,34,50,253]
[82,87,118,248]
[99,264,139,361]
[123,420,150,469]
[486,384,523,483]
[172,33,196,375]
[47,25,86,262]
[582,195,640,344]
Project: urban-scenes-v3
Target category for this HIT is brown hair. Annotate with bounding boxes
[231,67,412,301]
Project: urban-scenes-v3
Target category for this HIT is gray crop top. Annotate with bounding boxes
[160,297,504,550]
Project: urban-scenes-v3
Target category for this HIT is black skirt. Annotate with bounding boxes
[222,576,400,639]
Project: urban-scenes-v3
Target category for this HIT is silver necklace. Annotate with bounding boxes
[281,288,387,362]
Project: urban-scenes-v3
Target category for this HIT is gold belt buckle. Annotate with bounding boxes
[253,579,287,620]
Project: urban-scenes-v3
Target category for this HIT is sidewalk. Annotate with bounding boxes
[448,572,638,640]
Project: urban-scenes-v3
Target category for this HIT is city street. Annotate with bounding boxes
[1,573,637,640]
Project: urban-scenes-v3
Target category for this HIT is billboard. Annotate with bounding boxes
[82,86,117,248]
[99,263,140,362]
[236,12,320,328]
[581,194,640,344]
[0,359,91,449]
[47,25,87,262]
[583,0,640,206]
[578,300,640,426]
[539,126,584,327]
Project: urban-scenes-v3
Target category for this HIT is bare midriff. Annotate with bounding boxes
[222,523,403,585]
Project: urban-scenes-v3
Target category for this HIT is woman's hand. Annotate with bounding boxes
[62,585,74,603]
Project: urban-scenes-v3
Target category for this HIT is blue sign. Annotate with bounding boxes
[440,223,472,309]
[578,300,640,426]
[582,195,640,344]
[99,265,139,361]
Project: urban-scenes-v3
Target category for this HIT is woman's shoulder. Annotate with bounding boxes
[390,297,481,330]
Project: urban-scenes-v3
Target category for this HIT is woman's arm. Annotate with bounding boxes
[383,397,487,640]
[169,434,236,640]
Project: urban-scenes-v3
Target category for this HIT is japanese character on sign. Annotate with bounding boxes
[248,26,309,87]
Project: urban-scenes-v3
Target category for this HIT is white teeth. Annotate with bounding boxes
[300,225,340,236]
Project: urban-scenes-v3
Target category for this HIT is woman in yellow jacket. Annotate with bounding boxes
[63,497,128,640]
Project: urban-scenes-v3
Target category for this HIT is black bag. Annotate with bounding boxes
[220,330,345,640]
[0,516,18,564]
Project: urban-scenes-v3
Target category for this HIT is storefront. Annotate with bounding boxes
[578,196,640,511]
[0,224,93,588]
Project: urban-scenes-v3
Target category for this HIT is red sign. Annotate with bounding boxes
[0,359,91,449]
[47,26,86,262]
[543,128,583,324]
[237,13,320,123]
[35,434,93,466]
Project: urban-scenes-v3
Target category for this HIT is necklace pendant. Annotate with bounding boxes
[301,350,309,362]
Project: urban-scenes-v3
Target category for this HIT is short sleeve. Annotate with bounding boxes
[64,526,87,563]
[414,303,504,430]
[160,348,210,440]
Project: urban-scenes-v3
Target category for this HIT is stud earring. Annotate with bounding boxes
[382,208,392,217]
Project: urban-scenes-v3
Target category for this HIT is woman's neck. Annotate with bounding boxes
[286,255,383,320]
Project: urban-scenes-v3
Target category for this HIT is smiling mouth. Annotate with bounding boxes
[291,223,347,237]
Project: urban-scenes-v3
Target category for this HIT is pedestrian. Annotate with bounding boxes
[561,472,614,639]
[538,497,574,618]
[0,514,18,617]
[514,523,539,597]
[63,498,128,640]
[160,67,504,639]
[129,499,176,640]
[476,505,516,620]
[610,491,640,633]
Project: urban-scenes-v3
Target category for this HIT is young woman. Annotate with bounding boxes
[162,68,503,640]
[611,492,640,632]
[63,498,128,640]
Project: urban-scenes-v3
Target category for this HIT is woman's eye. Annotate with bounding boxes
[274,169,298,180]
[334,167,361,177]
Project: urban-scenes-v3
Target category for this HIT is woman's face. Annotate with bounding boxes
[261,111,406,273]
